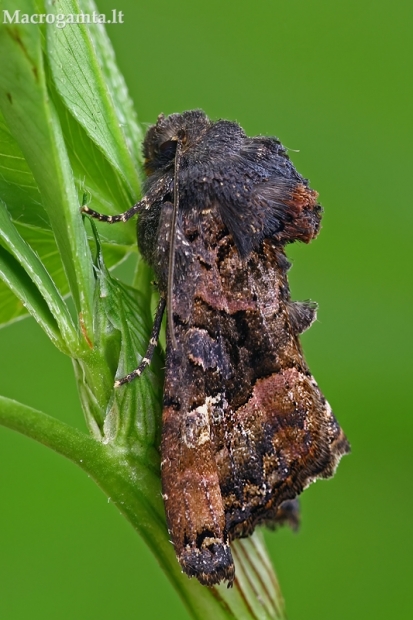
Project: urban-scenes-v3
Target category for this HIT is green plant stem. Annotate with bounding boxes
[0,395,284,619]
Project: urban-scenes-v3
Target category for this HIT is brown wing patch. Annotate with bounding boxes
[161,205,349,584]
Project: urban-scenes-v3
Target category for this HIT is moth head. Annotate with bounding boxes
[143,110,211,174]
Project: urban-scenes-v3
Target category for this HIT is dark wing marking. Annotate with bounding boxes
[160,201,349,584]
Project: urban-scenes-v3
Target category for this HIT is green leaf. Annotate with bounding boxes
[0,245,66,351]
[100,278,163,450]
[0,87,136,329]
[0,200,78,349]
[46,0,141,202]
[75,232,163,451]
[0,90,136,247]
[52,90,137,247]
[79,0,143,169]
[0,0,143,336]
[14,222,71,296]
[227,535,286,620]
[0,109,48,229]
[0,0,95,336]
[0,221,133,329]
[0,104,135,328]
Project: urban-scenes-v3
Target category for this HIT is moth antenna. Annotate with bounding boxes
[166,132,185,349]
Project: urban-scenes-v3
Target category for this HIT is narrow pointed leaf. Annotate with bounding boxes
[0,98,136,247]
[83,235,163,450]
[79,0,143,168]
[0,200,78,348]
[101,278,163,449]
[0,0,95,337]
[0,221,132,329]
[46,0,141,202]
[0,245,66,351]
[52,90,136,246]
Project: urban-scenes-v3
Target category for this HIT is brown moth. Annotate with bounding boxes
[83,110,350,586]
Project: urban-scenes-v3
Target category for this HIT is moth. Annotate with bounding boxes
[83,110,350,587]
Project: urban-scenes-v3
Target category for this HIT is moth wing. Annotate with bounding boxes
[162,201,349,549]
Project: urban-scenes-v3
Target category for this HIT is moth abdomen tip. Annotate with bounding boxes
[179,543,235,587]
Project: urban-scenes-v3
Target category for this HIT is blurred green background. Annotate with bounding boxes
[0,0,412,618]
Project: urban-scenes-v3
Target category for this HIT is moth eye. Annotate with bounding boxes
[159,139,178,160]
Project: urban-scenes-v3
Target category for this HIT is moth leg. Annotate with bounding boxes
[81,175,172,223]
[81,196,149,223]
[161,401,235,586]
[114,296,166,387]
